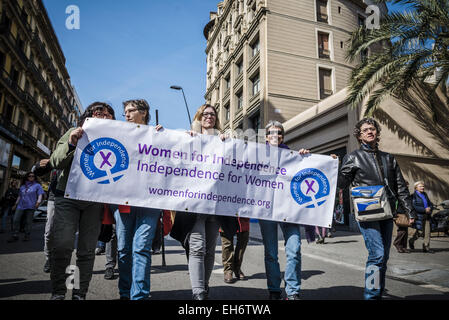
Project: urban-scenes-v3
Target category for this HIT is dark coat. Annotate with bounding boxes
[170,211,239,247]
[412,192,433,231]
[338,144,416,219]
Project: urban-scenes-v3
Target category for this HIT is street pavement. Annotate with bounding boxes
[0,220,448,300]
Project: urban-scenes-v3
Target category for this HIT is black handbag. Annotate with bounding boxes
[98,224,113,243]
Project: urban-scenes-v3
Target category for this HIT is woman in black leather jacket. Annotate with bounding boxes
[338,118,416,300]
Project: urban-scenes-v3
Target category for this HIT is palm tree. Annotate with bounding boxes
[346,0,449,117]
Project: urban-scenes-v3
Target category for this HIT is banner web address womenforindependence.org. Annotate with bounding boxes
[148,187,272,209]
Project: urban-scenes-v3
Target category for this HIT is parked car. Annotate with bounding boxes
[33,200,48,222]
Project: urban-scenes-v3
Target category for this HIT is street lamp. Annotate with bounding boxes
[170,85,192,127]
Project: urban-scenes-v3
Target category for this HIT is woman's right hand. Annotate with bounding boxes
[69,127,84,146]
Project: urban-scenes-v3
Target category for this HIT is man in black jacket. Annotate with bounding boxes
[338,117,416,300]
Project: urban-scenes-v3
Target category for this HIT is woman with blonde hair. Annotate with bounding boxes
[170,104,238,300]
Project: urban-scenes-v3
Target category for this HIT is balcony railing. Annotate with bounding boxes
[27,60,52,98]
[0,68,25,101]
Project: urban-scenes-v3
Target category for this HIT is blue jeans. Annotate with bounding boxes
[259,220,301,296]
[357,218,393,300]
[114,207,160,300]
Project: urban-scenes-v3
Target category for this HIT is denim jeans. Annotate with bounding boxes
[259,220,302,296]
[44,200,55,259]
[114,207,160,300]
[105,224,117,269]
[357,218,393,300]
[12,208,34,236]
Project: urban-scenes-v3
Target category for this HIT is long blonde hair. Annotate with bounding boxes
[191,104,221,134]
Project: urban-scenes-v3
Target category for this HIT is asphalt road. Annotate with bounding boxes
[0,221,448,300]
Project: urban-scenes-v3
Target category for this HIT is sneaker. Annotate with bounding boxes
[104,267,114,280]
[7,235,19,243]
[287,294,301,300]
[43,259,51,273]
[269,291,282,300]
[50,294,65,300]
[95,247,105,255]
[152,249,161,255]
[72,294,86,300]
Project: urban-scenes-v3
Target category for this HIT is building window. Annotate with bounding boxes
[3,102,14,122]
[37,128,42,142]
[318,32,330,59]
[251,73,260,96]
[316,0,328,23]
[224,103,230,122]
[361,48,368,62]
[358,15,366,27]
[17,111,24,128]
[225,74,231,90]
[28,119,34,135]
[11,68,20,84]
[319,67,333,99]
[248,111,261,142]
[236,90,243,110]
[236,59,243,75]
[251,38,260,57]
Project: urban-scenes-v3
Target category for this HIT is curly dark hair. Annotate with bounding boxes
[353,117,381,144]
[123,99,150,125]
[77,102,115,127]
[21,171,40,186]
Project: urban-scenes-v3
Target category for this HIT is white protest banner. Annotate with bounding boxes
[65,118,339,227]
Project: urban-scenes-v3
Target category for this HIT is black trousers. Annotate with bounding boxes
[393,226,408,249]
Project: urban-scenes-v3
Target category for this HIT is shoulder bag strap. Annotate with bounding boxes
[381,154,397,201]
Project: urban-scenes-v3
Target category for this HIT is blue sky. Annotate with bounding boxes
[43,0,218,130]
[43,1,408,130]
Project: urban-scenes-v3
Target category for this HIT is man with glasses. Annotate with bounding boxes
[48,102,115,300]
[113,99,163,300]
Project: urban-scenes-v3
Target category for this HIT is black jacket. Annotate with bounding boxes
[338,144,416,219]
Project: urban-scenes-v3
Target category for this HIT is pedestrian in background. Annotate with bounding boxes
[338,117,415,300]
[48,102,115,300]
[113,99,163,300]
[221,217,250,283]
[258,121,311,300]
[393,182,411,253]
[0,180,19,233]
[7,172,44,242]
[409,181,434,253]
